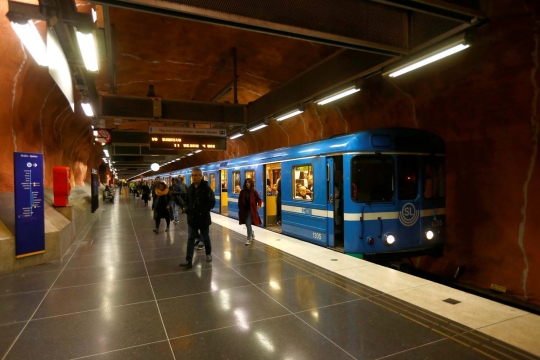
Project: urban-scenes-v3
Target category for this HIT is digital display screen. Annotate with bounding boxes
[149,135,227,150]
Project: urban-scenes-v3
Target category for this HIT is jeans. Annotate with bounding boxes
[245,211,253,239]
[186,224,211,261]
[172,202,180,221]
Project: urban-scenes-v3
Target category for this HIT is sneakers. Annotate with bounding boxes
[206,254,212,262]
[153,228,159,234]
[179,260,192,268]
[252,232,255,241]
[277,221,282,226]
[174,220,179,225]
[165,227,170,232]
[194,238,200,246]
[245,239,251,246]
[197,243,205,250]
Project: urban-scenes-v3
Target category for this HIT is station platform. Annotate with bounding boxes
[0,193,539,359]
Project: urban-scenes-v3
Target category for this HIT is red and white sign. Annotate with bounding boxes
[95,129,112,144]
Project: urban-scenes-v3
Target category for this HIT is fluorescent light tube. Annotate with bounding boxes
[76,30,99,72]
[316,86,360,105]
[186,153,193,156]
[194,150,202,153]
[229,133,244,139]
[276,110,303,121]
[81,103,94,116]
[249,123,268,132]
[11,21,47,66]
[389,44,469,77]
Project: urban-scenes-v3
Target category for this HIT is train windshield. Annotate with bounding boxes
[424,158,445,199]
[351,155,394,202]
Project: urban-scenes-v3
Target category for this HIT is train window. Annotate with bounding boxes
[233,171,241,193]
[351,156,394,202]
[209,173,216,192]
[293,165,313,201]
[398,156,418,200]
[244,170,255,186]
[424,158,445,198]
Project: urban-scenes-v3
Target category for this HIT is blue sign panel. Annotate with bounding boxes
[14,152,45,258]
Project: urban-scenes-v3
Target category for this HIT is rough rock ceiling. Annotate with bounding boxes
[78,0,484,178]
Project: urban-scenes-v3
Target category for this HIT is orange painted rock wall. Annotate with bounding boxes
[0,0,104,192]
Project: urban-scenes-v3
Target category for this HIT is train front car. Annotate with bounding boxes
[344,128,446,259]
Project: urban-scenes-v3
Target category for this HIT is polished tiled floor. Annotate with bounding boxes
[0,195,537,359]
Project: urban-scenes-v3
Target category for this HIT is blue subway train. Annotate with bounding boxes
[157,128,446,258]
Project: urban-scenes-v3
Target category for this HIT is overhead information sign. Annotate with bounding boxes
[150,134,227,150]
[149,126,226,137]
[14,152,45,258]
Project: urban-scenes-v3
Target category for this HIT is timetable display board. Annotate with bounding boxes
[14,152,45,258]
[149,134,226,150]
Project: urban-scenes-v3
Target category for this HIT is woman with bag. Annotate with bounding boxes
[238,178,262,245]
[141,180,151,206]
[152,182,172,233]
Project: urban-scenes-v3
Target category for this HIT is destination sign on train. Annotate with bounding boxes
[149,134,226,150]
[149,126,226,137]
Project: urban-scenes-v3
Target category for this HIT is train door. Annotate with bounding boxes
[396,155,422,246]
[208,171,219,213]
[327,156,344,251]
[265,163,281,232]
[229,169,241,220]
[220,170,228,215]
[243,167,264,226]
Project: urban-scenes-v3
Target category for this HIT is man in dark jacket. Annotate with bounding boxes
[179,167,216,268]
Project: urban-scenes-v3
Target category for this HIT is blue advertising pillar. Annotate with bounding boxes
[14,152,45,258]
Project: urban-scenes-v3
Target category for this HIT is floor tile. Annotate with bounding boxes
[232,259,311,284]
[383,337,488,359]
[296,299,445,359]
[35,277,155,319]
[0,323,25,359]
[64,250,143,270]
[73,243,142,257]
[258,275,360,313]
[5,302,167,360]
[137,238,185,250]
[0,291,46,325]
[140,246,187,261]
[0,271,60,295]
[145,256,227,277]
[150,266,250,299]
[390,283,528,329]
[0,262,65,278]
[213,248,279,266]
[158,285,289,338]
[169,315,352,360]
[80,341,174,360]
[53,262,148,288]
[479,313,540,357]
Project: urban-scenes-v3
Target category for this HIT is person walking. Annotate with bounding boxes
[179,167,216,269]
[169,178,182,224]
[276,177,282,226]
[238,178,262,245]
[141,180,150,206]
[152,182,172,233]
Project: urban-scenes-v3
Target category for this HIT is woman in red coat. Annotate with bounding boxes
[238,178,262,245]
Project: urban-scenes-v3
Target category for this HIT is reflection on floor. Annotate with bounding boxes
[0,194,537,359]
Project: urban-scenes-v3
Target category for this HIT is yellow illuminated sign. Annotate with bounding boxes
[149,135,226,150]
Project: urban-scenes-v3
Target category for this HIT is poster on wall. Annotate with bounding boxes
[14,152,45,258]
[91,168,99,213]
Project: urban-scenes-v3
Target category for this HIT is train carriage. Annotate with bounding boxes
[156,128,446,258]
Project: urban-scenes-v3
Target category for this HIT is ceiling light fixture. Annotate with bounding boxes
[75,29,99,72]
[81,102,94,117]
[194,150,202,153]
[229,133,244,140]
[316,85,360,105]
[383,33,470,78]
[10,20,47,66]
[150,163,160,171]
[249,123,267,132]
[186,153,193,157]
[275,108,303,121]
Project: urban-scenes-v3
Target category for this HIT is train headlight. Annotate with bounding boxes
[426,230,434,240]
[384,234,395,246]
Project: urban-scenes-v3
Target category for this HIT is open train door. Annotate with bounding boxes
[265,163,281,232]
[220,170,228,215]
[326,156,344,251]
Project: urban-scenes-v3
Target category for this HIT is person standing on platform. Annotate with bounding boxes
[276,177,282,226]
[238,178,262,245]
[141,180,150,207]
[179,167,216,269]
[152,182,172,233]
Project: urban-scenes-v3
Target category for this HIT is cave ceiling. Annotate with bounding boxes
[8,0,485,178]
